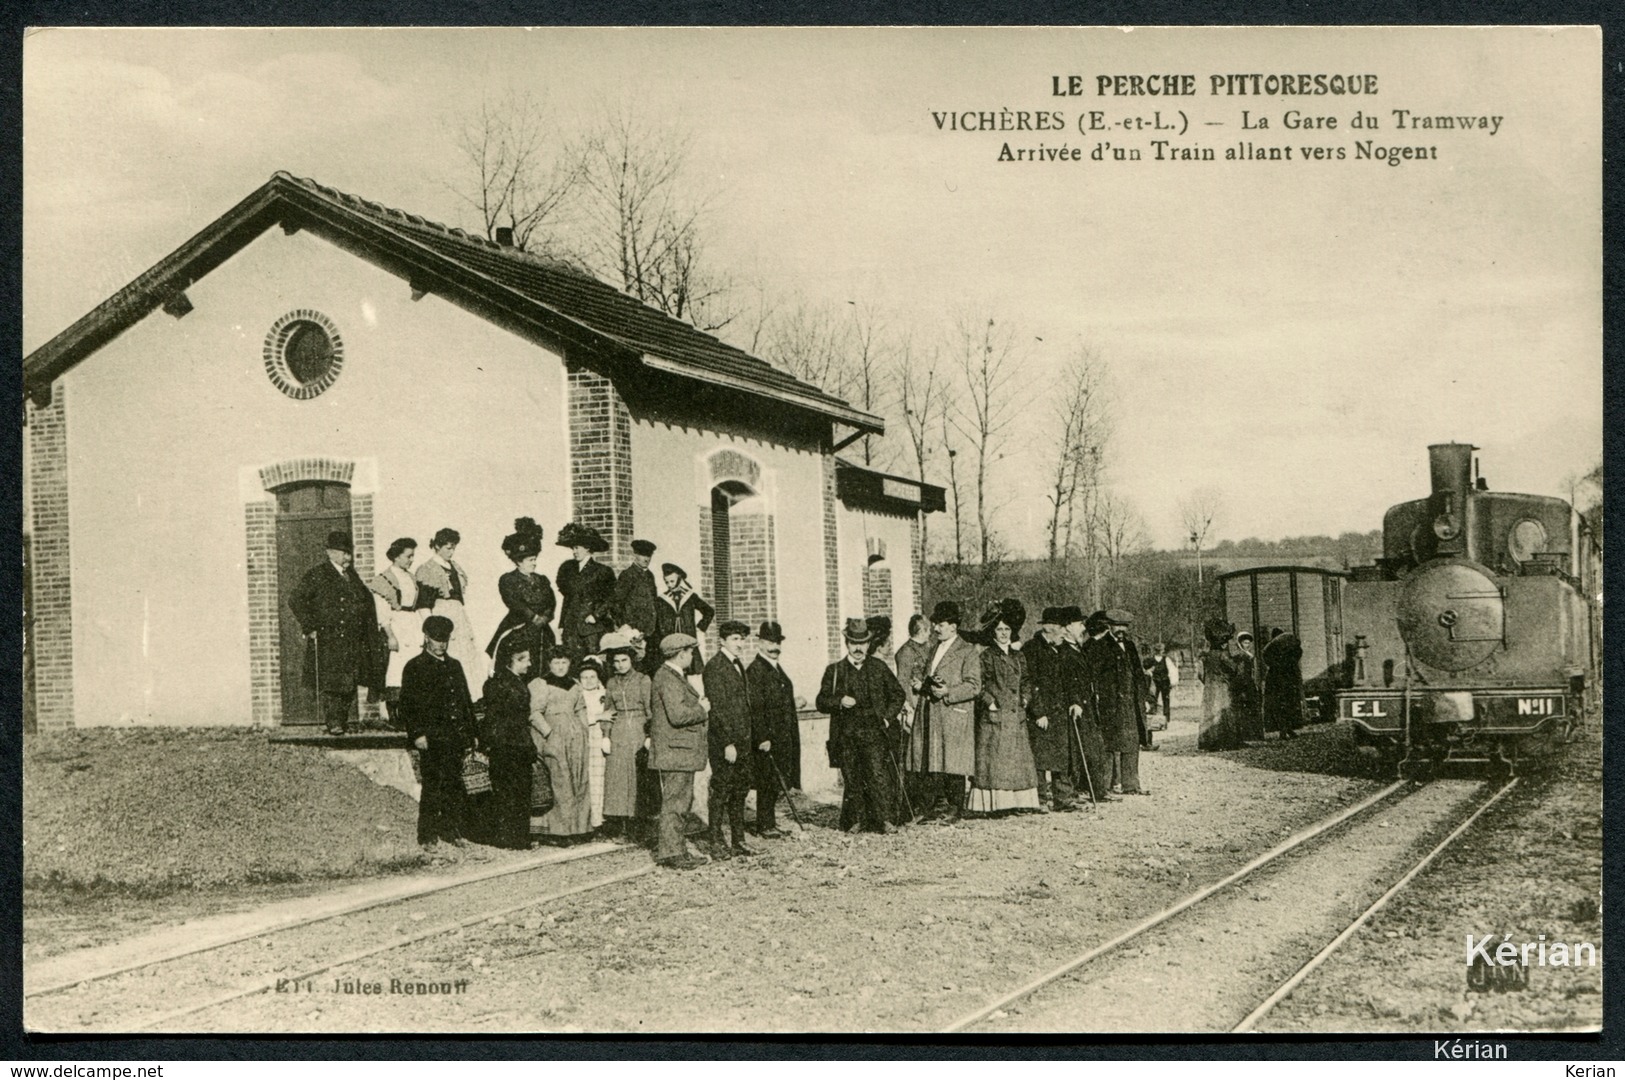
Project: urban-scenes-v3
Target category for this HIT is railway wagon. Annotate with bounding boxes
[1216,564,1348,722]
[1336,443,1599,776]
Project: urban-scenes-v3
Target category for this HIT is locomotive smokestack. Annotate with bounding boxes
[1428,443,1476,499]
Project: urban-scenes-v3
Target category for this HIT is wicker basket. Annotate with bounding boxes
[460,749,492,795]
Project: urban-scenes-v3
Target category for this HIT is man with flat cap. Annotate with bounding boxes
[747,621,802,838]
[288,530,382,736]
[648,633,710,870]
[702,620,756,858]
[908,601,981,822]
[398,615,477,847]
[614,539,662,642]
[818,618,904,833]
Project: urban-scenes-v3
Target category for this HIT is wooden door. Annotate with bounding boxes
[275,482,353,725]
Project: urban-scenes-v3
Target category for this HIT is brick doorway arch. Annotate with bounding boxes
[699,452,777,649]
[243,457,375,727]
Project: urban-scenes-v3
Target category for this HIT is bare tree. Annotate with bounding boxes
[845,302,892,468]
[1098,490,1150,593]
[1178,488,1225,585]
[949,312,1022,565]
[759,298,852,397]
[894,335,947,568]
[449,88,582,252]
[1043,345,1111,562]
[575,106,734,331]
[941,405,966,566]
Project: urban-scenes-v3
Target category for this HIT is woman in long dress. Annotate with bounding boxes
[486,517,556,667]
[577,657,610,829]
[368,537,424,725]
[415,527,479,700]
[529,647,592,843]
[1198,617,1243,751]
[600,633,653,840]
[967,599,1041,814]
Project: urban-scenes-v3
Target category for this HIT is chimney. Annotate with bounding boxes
[494,227,514,248]
[1427,442,1475,499]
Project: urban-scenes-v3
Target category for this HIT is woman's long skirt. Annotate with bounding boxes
[385,607,424,689]
[586,719,605,828]
[968,710,1040,812]
[533,720,592,837]
[602,725,642,818]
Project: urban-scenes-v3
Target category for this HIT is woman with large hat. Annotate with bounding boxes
[598,630,653,839]
[555,522,616,661]
[1198,616,1243,751]
[486,517,556,666]
[967,599,1042,814]
[529,646,593,843]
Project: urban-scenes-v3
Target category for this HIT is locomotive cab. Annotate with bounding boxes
[1336,443,1596,775]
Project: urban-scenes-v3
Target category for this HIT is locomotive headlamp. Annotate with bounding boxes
[1432,513,1460,541]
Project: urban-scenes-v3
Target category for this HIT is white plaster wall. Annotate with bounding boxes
[628,420,829,697]
[836,502,919,650]
[62,229,570,726]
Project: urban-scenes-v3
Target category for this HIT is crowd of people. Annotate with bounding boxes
[287,516,1305,871]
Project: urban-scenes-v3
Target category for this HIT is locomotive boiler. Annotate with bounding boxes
[1336,443,1600,776]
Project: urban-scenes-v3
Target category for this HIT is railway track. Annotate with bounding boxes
[944,777,1517,1034]
[25,842,655,1033]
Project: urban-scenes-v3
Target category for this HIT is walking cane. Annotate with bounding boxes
[1068,709,1098,807]
[311,630,324,731]
[766,751,806,832]
[883,726,917,823]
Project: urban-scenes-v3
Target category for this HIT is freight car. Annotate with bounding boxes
[1336,443,1599,777]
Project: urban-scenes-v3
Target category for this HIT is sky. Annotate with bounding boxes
[22,26,1603,553]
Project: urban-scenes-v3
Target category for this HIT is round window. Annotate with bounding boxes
[264,310,345,399]
[1507,518,1548,565]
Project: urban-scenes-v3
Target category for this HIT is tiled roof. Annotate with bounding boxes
[24,171,884,433]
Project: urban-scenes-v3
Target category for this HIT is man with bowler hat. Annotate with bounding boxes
[288,530,381,735]
[746,621,802,838]
[818,618,904,833]
[648,633,711,870]
[703,620,757,858]
[398,615,476,847]
[1087,609,1150,795]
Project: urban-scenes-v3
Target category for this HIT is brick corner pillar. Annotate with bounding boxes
[27,387,74,731]
[910,515,924,617]
[821,451,841,661]
[566,366,635,568]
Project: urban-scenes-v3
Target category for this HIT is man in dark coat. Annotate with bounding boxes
[817,618,905,833]
[288,530,381,735]
[746,620,802,838]
[1261,628,1305,739]
[1079,609,1148,795]
[1025,607,1081,811]
[398,615,476,847]
[555,522,616,660]
[648,633,710,870]
[614,539,662,640]
[702,621,756,858]
[1059,606,1115,803]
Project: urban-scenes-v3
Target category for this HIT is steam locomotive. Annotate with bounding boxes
[1336,443,1600,777]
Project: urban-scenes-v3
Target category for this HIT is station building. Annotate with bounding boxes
[23,172,942,735]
